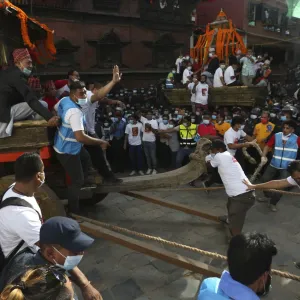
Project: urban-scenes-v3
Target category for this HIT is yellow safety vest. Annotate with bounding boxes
[179,124,197,147]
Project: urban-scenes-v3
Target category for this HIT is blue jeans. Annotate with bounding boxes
[143,141,157,169]
[176,147,194,169]
[129,145,143,171]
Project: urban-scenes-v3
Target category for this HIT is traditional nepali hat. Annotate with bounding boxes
[44,80,56,91]
[12,48,31,63]
[28,77,42,91]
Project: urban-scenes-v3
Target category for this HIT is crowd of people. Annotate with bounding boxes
[1,46,300,299]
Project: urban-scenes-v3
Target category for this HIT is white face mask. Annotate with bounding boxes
[53,247,83,271]
[191,119,196,123]
[250,114,257,120]
[168,124,174,129]
[203,120,210,125]
[187,66,192,71]
[220,65,226,69]
[183,123,188,127]
[196,112,200,116]
[270,113,276,118]
[209,53,214,58]
[240,125,245,131]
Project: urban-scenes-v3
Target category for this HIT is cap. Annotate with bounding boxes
[40,217,94,252]
[12,48,31,64]
[44,80,56,91]
[28,77,41,91]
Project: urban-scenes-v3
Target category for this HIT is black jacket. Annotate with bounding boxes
[0,67,53,123]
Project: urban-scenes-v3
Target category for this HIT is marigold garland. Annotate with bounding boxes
[0,0,56,61]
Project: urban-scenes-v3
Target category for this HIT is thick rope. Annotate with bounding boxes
[72,214,300,282]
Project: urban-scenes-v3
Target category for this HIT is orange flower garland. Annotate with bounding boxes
[0,0,56,60]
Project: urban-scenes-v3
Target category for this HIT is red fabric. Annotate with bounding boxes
[28,77,41,90]
[43,96,59,111]
[267,135,300,148]
[54,79,68,90]
[198,123,217,137]
[44,80,56,91]
[192,62,201,72]
[12,48,31,63]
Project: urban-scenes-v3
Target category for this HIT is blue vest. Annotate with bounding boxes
[271,132,298,169]
[54,97,83,155]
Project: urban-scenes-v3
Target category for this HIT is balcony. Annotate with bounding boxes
[10,0,74,9]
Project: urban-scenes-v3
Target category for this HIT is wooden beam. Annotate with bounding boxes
[122,191,220,223]
[79,220,222,278]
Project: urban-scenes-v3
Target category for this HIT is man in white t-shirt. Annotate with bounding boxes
[0,153,102,299]
[182,62,193,85]
[141,111,158,175]
[175,55,183,74]
[193,75,209,110]
[124,115,144,176]
[187,76,197,112]
[213,60,226,87]
[206,140,256,237]
[224,63,238,86]
[224,116,256,157]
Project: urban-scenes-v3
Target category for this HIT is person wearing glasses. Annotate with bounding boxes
[0,217,101,300]
[0,265,74,300]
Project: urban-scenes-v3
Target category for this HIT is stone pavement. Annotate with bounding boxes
[77,187,300,300]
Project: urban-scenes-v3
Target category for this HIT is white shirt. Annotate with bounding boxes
[159,122,169,144]
[224,127,246,156]
[141,116,158,142]
[175,57,182,74]
[287,176,299,187]
[187,82,196,103]
[195,83,209,105]
[125,123,143,146]
[81,91,98,134]
[213,67,224,87]
[210,151,249,197]
[224,66,236,85]
[182,68,193,84]
[0,184,42,257]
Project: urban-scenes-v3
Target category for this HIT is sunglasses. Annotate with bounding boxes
[46,265,67,286]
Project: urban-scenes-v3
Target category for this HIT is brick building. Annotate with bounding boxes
[196,0,300,67]
[8,0,199,86]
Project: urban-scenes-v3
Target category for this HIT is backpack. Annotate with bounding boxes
[0,196,42,272]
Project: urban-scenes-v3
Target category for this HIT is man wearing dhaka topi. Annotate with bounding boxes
[0,48,60,138]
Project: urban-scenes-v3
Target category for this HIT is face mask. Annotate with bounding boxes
[270,113,276,118]
[191,118,196,123]
[164,111,168,115]
[163,120,168,125]
[225,119,232,124]
[281,116,287,121]
[196,112,200,116]
[187,66,192,71]
[38,172,45,188]
[218,121,223,125]
[175,111,179,114]
[76,97,88,106]
[209,53,213,58]
[233,114,239,117]
[240,125,245,130]
[129,120,134,125]
[108,112,112,116]
[22,68,32,76]
[104,122,109,127]
[172,70,176,74]
[168,124,174,129]
[183,123,188,127]
[212,115,217,120]
[203,120,210,125]
[200,80,205,83]
[256,273,272,297]
[250,114,257,120]
[177,115,183,120]
[172,118,177,121]
[261,118,268,124]
[53,247,83,271]
[220,65,226,69]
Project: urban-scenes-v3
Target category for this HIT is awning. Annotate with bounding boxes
[0,0,56,63]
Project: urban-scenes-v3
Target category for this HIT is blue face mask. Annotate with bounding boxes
[53,247,83,271]
[177,115,183,120]
[76,97,88,106]
[129,120,134,124]
[212,115,217,120]
[281,116,287,121]
[163,120,168,125]
[22,68,32,76]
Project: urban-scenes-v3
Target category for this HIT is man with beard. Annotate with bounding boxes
[198,232,277,299]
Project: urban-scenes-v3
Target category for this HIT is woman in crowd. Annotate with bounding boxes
[0,266,74,300]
